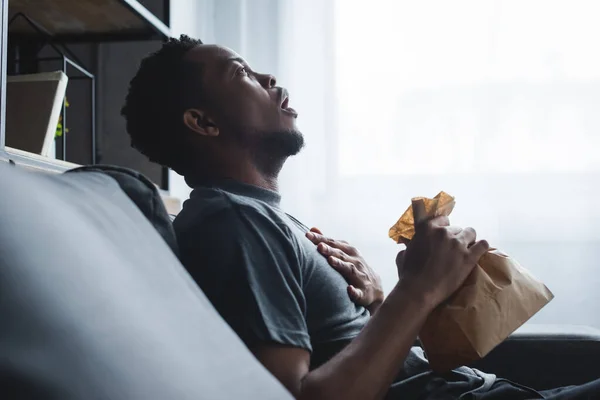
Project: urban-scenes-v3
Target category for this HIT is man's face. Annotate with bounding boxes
[184,45,303,157]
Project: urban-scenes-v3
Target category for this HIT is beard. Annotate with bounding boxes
[257,129,305,158]
[233,128,305,178]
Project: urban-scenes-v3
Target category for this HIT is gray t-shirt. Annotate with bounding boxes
[174,179,370,362]
[174,179,496,398]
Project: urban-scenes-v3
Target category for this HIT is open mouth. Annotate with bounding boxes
[280,96,298,117]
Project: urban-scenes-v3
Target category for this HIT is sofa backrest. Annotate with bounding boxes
[66,164,180,257]
[0,163,292,400]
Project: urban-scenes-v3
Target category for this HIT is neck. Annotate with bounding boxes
[187,152,286,192]
[228,163,280,192]
[252,150,287,190]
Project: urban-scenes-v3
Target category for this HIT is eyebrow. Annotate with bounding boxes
[225,56,246,65]
[220,56,248,70]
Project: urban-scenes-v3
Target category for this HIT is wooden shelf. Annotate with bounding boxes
[8,0,170,42]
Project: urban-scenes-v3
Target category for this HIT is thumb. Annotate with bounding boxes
[396,250,406,280]
[395,250,406,268]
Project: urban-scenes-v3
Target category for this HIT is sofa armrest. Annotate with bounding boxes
[472,324,600,390]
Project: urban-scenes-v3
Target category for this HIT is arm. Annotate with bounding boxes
[253,281,431,400]
[254,214,489,400]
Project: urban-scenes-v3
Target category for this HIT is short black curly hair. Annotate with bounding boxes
[121,35,204,175]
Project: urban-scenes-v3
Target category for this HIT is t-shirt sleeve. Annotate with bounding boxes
[177,205,311,352]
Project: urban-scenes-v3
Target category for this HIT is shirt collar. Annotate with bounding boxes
[188,177,281,207]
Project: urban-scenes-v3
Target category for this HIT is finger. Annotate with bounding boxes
[445,226,463,236]
[456,227,477,245]
[305,230,320,243]
[347,285,364,303]
[330,257,364,288]
[307,231,330,245]
[310,227,323,234]
[417,216,452,237]
[329,256,360,283]
[306,230,331,245]
[429,216,450,228]
[412,198,427,225]
[469,239,490,260]
[317,242,329,254]
[318,243,348,261]
[314,235,356,255]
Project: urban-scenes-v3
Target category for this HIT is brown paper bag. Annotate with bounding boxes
[389,191,554,372]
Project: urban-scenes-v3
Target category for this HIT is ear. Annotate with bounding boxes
[183,108,219,137]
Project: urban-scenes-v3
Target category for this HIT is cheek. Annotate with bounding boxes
[220,103,263,130]
[228,97,273,128]
[211,82,277,129]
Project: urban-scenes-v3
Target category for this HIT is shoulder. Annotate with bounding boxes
[174,187,296,249]
[174,188,305,288]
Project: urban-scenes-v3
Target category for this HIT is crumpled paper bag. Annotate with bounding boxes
[389,191,554,372]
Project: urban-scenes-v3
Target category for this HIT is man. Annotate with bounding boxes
[122,35,599,399]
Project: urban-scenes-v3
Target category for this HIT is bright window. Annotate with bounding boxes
[335,0,600,175]
[331,0,600,327]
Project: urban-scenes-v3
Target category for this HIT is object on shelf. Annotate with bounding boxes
[5,71,68,157]
[55,97,69,139]
[8,12,97,163]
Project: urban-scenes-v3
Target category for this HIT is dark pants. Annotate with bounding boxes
[386,373,600,400]
[469,378,600,400]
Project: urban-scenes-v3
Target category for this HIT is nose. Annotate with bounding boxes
[258,73,276,89]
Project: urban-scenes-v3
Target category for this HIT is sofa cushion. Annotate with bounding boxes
[0,163,292,400]
[66,165,179,257]
[473,324,600,389]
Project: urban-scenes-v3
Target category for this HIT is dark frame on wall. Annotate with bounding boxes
[0,0,7,150]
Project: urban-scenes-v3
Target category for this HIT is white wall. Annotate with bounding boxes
[167,0,285,205]
[167,1,600,330]
[168,0,215,203]
[170,0,336,222]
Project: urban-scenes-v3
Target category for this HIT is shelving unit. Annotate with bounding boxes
[0,0,171,175]
[8,0,170,42]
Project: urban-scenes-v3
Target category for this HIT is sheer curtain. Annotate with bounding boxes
[171,0,600,328]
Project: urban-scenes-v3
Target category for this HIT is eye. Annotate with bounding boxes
[237,67,249,76]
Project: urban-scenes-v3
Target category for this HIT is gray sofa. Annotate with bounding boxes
[0,162,599,399]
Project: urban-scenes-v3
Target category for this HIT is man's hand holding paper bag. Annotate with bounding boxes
[394,199,490,312]
[390,192,554,372]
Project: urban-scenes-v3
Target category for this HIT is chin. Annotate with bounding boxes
[260,128,305,157]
